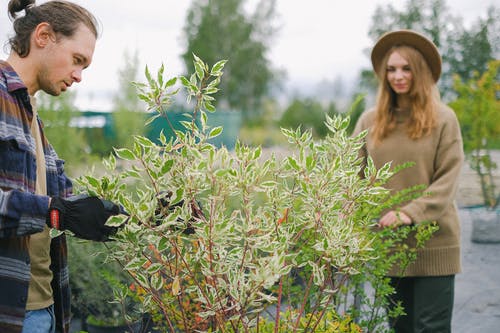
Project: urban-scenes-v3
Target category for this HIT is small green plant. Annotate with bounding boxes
[67,239,141,329]
[451,60,500,208]
[77,55,435,332]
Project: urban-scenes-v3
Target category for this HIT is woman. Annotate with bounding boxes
[353,30,464,332]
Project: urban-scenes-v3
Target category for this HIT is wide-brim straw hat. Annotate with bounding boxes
[371,29,442,82]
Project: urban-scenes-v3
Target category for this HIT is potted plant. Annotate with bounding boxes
[451,60,500,243]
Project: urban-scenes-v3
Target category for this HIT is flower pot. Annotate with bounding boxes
[469,206,500,243]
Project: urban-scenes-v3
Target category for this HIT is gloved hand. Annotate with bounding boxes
[47,194,128,241]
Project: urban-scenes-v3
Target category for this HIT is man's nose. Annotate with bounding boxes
[72,68,83,83]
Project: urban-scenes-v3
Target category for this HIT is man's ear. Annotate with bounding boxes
[33,22,56,48]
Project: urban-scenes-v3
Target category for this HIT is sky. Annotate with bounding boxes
[0,0,496,111]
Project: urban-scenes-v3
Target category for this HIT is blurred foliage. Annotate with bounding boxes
[450,60,500,208]
[279,98,339,138]
[279,93,366,139]
[182,0,282,120]
[365,0,499,100]
[345,93,367,136]
[37,91,98,177]
[237,99,287,147]
[67,238,140,327]
[111,49,147,151]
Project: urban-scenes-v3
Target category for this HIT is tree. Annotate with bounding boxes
[181,0,279,119]
[445,7,499,86]
[280,98,339,138]
[366,0,499,99]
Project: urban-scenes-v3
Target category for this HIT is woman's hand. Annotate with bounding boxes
[378,210,412,228]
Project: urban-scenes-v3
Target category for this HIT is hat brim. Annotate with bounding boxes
[371,29,442,82]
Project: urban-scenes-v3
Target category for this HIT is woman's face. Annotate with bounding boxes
[386,50,413,95]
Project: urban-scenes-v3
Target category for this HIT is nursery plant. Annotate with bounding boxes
[77,55,435,332]
[67,238,141,331]
[451,60,500,209]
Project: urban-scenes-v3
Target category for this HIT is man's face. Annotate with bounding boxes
[38,24,96,96]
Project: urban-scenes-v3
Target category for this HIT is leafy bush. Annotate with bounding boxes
[76,56,435,332]
[450,60,500,208]
[67,239,140,328]
[37,92,99,176]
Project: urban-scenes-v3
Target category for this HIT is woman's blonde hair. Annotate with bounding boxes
[371,45,439,144]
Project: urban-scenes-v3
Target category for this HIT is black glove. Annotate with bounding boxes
[47,194,127,241]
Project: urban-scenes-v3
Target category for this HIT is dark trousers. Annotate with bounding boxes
[388,275,455,333]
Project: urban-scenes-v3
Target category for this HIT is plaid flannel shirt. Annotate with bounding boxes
[0,60,72,333]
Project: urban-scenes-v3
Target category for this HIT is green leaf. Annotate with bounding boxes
[125,258,148,271]
[165,77,177,88]
[134,272,149,289]
[123,169,141,179]
[137,93,150,103]
[105,215,127,227]
[179,120,193,130]
[151,273,164,291]
[144,65,153,86]
[157,237,169,252]
[135,135,155,148]
[145,113,161,126]
[172,188,184,205]
[204,101,216,113]
[208,126,223,138]
[180,76,191,87]
[84,175,100,189]
[252,147,262,160]
[287,156,300,171]
[194,57,205,81]
[102,153,116,171]
[157,63,165,87]
[306,155,316,170]
[260,181,276,188]
[210,59,227,76]
[114,148,136,161]
[161,159,174,174]
[215,169,229,177]
[200,110,208,129]
[204,86,218,94]
[159,130,167,145]
[146,263,163,274]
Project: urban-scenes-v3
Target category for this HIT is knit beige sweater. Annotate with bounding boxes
[353,105,464,277]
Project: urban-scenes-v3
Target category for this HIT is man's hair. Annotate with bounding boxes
[7,0,99,57]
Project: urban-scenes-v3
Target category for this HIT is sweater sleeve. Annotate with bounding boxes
[400,110,464,224]
[0,189,50,238]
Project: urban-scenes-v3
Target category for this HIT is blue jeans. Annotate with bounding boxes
[22,304,55,333]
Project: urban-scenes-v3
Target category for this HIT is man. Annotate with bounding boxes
[0,1,125,332]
